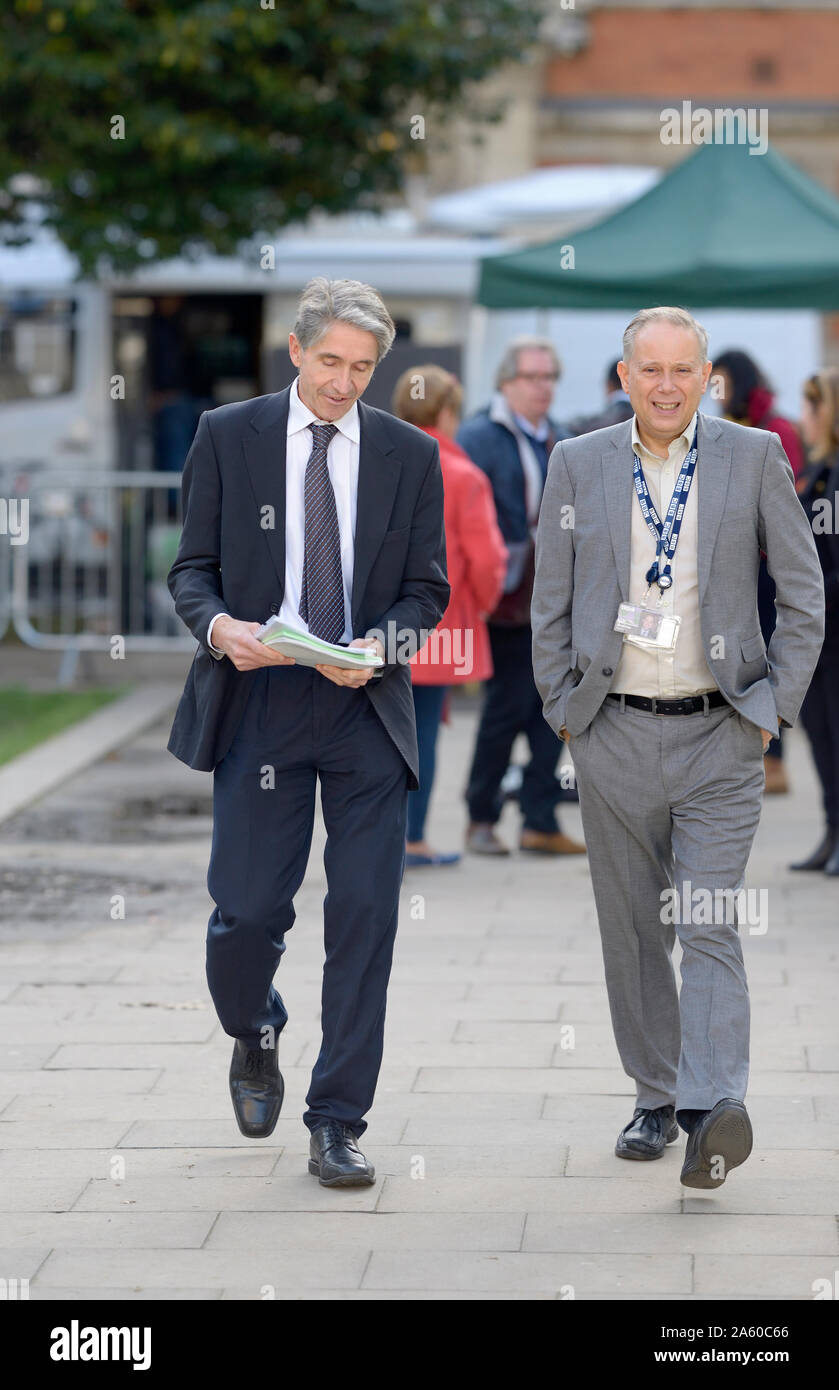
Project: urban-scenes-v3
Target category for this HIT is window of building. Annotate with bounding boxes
[0,294,76,401]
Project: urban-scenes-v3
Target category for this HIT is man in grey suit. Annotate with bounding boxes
[531,307,824,1188]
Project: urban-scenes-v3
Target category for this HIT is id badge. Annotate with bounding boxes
[614,601,681,652]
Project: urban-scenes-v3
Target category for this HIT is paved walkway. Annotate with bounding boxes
[0,688,837,1300]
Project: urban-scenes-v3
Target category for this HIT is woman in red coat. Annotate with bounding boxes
[391,365,507,866]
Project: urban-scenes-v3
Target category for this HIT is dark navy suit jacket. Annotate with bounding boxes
[456,407,567,545]
[166,385,450,789]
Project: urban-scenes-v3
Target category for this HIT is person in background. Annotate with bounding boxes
[790,369,839,876]
[567,359,635,436]
[391,365,508,867]
[150,296,198,475]
[457,336,586,858]
[713,349,804,794]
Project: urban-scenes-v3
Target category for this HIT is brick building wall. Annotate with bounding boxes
[545,9,839,104]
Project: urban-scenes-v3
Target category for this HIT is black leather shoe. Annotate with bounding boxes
[679,1098,752,1189]
[308,1121,376,1187]
[789,830,835,871]
[229,1039,284,1138]
[824,839,839,876]
[615,1104,679,1160]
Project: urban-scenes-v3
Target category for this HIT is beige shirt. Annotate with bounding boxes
[609,410,718,698]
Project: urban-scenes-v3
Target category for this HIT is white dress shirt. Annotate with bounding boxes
[511,410,550,527]
[609,410,718,699]
[208,375,360,654]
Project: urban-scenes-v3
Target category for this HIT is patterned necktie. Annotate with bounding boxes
[298,421,345,644]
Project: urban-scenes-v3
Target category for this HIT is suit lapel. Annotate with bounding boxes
[350,400,402,625]
[603,419,634,601]
[694,412,732,602]
[242,387,291,595]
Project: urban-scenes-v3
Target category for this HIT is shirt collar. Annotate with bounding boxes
[512,409,549,442]
[288,375,360,444]
[631,409,698,462]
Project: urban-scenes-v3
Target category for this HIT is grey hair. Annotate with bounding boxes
[495,335,562,389]
[623,307,709,363]
[293,277,396,363]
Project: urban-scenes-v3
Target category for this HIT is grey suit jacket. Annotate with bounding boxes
[531,411,825,739]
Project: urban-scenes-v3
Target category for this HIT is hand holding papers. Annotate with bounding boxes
[255,618,384,672]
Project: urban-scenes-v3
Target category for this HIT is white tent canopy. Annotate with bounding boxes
[426,164,661,235]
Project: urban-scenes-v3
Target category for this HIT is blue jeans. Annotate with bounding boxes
[407,684,448,841]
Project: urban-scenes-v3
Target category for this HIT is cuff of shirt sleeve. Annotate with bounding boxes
[206,612,228,659]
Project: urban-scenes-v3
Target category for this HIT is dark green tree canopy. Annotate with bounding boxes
[0,0,545,276]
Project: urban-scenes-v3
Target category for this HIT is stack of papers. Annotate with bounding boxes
[255,618,384,670]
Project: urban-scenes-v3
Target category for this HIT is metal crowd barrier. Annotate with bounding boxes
[3,467,195,683]
[0,458,36,643]
[0,532,9,643]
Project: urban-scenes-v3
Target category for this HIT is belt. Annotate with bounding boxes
[606,691,729,716]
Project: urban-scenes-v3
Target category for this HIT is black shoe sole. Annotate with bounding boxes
[680,1103,752,1189]
[615,1124,680,1160]
[307,1159,376,1186]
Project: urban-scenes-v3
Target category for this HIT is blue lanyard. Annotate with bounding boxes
[632,425,698,591]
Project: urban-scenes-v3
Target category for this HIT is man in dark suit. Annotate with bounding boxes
[167,277,449,1186]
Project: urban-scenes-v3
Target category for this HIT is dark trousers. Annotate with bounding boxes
[466,623,562,834]
[206,663,409,1137]
[800,641,839,833]
[407,683,448,842]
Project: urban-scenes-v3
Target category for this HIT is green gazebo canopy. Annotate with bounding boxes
[477,142,839,310]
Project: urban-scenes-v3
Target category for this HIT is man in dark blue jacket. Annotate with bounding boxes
[167,278,449,1186]
[457,336,585,858]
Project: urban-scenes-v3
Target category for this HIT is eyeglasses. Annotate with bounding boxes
[512,372,559,385]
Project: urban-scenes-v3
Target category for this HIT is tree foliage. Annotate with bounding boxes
[0,0,546,274]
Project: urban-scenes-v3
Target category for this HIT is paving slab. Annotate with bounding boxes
[693,1255,837,1298]
[74,1175,382,1213]
[205,1211,524,1251]
[0,1212,215,1248]
[523,1213,839,1255]
[0,1147,280,1179]
[32,1248,368,1290]
[0,702,834,1302]
[360,1250,693,1295]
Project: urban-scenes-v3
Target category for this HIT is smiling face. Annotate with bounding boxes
[618,322,712,454]
[289,320,379,421]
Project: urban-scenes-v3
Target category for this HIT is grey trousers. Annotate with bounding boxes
[568,697,766,1116]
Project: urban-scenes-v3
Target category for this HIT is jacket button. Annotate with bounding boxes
[602,666,613,677]
[270,604,279,614]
